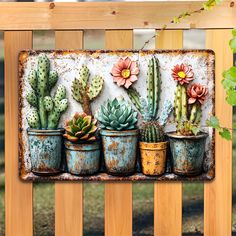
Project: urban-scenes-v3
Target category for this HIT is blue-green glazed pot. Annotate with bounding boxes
[100,129,138,176]
[27,129,64,175]
[64,140,100,175]
[167,132,208,176]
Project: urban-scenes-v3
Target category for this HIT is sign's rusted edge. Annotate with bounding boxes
[18,49,215,182]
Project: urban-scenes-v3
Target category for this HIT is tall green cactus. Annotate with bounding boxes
[71,65,104,115]
[127,56,172,143]
[26,54,68,129]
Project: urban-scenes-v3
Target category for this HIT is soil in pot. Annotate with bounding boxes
[140,141,168,176]
[28,128,64,175]
[100,129,138,176]
[167,132,208,176]
[64,140,100,175]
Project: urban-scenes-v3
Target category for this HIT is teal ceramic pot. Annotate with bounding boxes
[64,140,100,175]
[100,129,138,176]
[27,128,64,175]
[167,132,208,176]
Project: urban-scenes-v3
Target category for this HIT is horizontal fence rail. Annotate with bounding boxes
[0,1,235,30]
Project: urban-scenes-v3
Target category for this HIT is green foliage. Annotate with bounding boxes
[96,98,138,131]
[26,54,68,129]
[219,28,236,140]
[63,113,97,142]
[203,0,222,10]
[206,116,232,140]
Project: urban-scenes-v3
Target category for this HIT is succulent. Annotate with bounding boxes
[72,65,104,115]
[140,121,165,143]
[96,98,138,131]
[63,113,98,142]
[26,54,68,129]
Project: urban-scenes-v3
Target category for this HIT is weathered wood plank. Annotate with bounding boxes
[204,29,232,236]
[154,30,183,236]
[55,31,84,236]
[0,2,235,30]
[105,30,133,236]
[4,31,33,236]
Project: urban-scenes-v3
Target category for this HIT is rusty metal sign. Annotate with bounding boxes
[19,49,215,181]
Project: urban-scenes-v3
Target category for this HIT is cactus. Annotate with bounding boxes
[140,121,165,142]
[63,112,98,142]
[126,56,171,143]
[26,54,68,129]
[172,64,208,135]
[72,65,104,115]
[96,98,138,131]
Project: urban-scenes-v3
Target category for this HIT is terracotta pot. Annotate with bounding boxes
[27,128,63,175]
[100,129,138,176]
[140,141,168,176]
[64,140,100,175]
[167,132,208,176]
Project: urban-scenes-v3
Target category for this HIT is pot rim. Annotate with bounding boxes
[27,128,64,135]
[100,129,138,136]
[139,141,168,150]
[166,131,208,139]
[64,139,100,151]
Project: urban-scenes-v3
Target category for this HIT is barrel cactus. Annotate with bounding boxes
[96,98,138,131]
[72,65,104,115]
[63,112,98,142]
[26,54,68,129]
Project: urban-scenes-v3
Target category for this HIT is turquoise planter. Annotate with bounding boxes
[100,129,138,176]
[28,129,63,175]
[167,132,208,176]
[65,140,100,175]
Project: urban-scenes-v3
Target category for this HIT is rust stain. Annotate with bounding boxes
[108,140,118,151]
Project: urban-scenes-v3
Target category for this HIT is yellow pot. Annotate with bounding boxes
[140,141,168,176]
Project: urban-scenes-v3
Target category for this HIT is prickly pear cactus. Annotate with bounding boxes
[26,54,68,129]
[72,65,104,115]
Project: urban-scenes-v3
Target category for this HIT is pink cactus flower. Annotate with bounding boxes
[187,83,208,105]
[111,57,140,89]
[172,63,194,85]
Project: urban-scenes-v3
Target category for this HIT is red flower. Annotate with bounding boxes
[187,83,208,105]
[172,63,194,85]
[111,57,140,89]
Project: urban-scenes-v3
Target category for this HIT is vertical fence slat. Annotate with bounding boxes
[204,29,232,236]
[104,30,133,236]
[4,31,33,236]
[154,30,183,236]
[55,31,84,236]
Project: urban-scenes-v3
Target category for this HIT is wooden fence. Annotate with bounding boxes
[1,1,234,235]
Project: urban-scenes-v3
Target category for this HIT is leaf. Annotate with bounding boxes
[219,128,232,140]
[229,38,236,52]
[222,67,236,90]
[206,116,220,129]
[191,126,200,136]
[226,89,236,105]
[173,17,180,24]
[232,28,236,37]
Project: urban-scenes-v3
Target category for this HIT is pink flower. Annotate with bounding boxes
[172,63,194,85]
[111,57,140,89]
[187,83,208,105]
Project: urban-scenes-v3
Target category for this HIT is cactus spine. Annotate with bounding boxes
[72,65,104,115]
[26,54,68,129]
